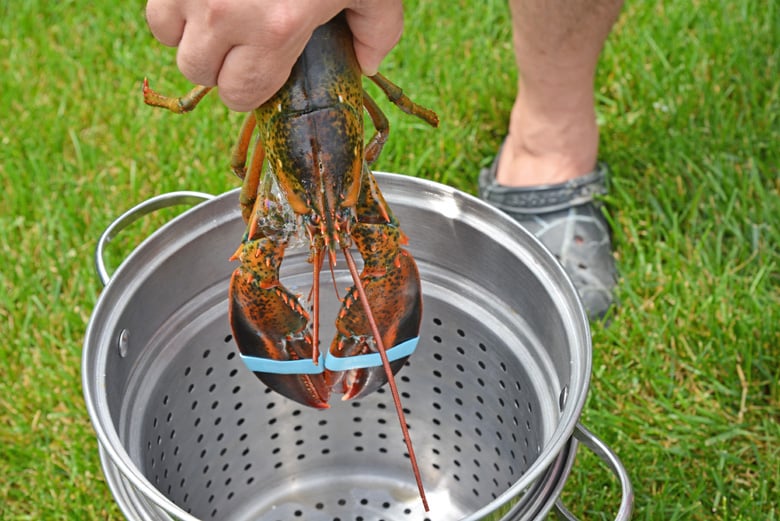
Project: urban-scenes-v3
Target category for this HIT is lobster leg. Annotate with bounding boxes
[142,80,213,113]
[230,112,258,180]
[361,92,389,166]
[362,79,439,166]
[238,131,266,225]
[368,73,440,128]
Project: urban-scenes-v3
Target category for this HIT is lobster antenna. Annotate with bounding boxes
[327,251,341,301]
[340,246,429,512]
[310,248,324,365]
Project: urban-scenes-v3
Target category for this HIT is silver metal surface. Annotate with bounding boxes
[553,425,634,521]
[83,173,626,520]
[94,191,214,285]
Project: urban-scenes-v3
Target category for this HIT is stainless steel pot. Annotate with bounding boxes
[83,173,632,520]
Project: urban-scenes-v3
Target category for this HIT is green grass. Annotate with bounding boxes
[1,0,778,519]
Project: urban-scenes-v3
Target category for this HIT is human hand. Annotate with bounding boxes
[145,0,403,111]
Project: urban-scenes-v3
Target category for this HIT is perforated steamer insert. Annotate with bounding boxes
[84,174,632,521]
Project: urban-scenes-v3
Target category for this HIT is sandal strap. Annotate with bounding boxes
[479,160,609,214]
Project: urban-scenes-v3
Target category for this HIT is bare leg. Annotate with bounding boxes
[497,0,624,186]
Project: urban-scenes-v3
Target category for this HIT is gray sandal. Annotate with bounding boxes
[478,151,617,319]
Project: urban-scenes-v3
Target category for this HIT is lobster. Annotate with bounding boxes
[143,11,438,510]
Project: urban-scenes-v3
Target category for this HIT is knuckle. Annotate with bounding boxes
[176,50,214,86]
[145,4,183,46]
[262,4,307,46]
[218,77,268,112]
[202,0,233,25]
[219,92,259,113]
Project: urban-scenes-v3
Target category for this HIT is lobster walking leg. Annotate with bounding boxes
[237,127,266,225]
[361,93,389,166]
[362,81,439,166]
[142,80,212,113]
[230,113,258,180]
[369,73,440,127]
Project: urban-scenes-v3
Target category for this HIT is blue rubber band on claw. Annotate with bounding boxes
[324,337,419,372]
[238,337,419,375]
[240,352,326,375]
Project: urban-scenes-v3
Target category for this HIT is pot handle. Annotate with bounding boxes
[94,191,215,286]
[553,423,634,521]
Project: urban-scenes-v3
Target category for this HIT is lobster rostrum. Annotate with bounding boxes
[144,11,438,510]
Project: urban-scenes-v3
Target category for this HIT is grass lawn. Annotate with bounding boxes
[1,0,778,519]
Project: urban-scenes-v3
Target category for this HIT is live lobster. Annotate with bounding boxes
[143,11,438,510]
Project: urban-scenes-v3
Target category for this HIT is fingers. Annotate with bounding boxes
[145,0,185,47]
[216,43,304,112]
[346,1,404,76]
[176,25,233,87]
[213,3,321,110]
[144,0,404,111]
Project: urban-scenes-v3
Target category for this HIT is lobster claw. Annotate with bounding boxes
[326,220,423,401]
[228,236,332,409]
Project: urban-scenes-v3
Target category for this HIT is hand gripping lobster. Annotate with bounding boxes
[143,11,438,510]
